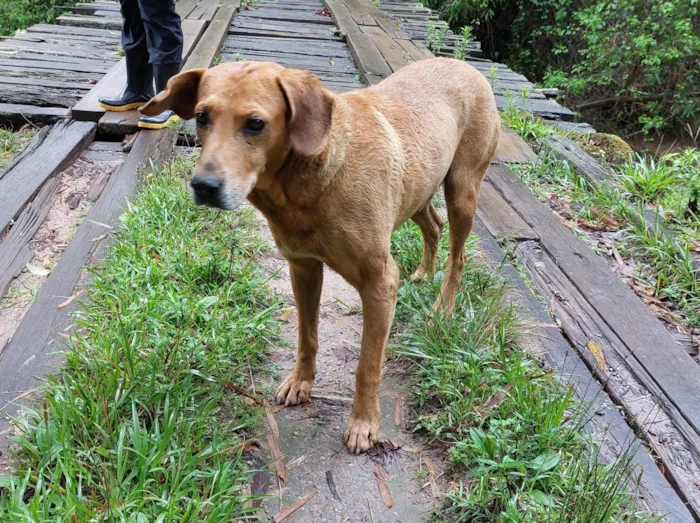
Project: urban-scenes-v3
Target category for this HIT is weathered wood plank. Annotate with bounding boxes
[56,14,122,30]
[494,94,575,121]
[476,182,538,240]
[486,163,700,442]
[361,25,411,72]
[73,19,205,122]
[0,58,110,74]
[342,0,377,26]
[224,36,351,57]
[514,239,700,517]
[0,178,59,296]
[188,0,223,21]
[0,121,96,234]
[0,103,68,126]
[237,8,335,24]
[26,23,120,38]
[229,26,343,41]
[541,133,609,187]
[471,217,696,522]
[0,129,177,444]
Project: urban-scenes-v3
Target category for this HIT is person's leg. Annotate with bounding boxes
[98,0,154,111]
[137,0,184,129]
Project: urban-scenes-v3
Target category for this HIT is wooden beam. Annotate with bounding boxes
[541,133,609,187]
[486,163,700,449]
[0,121,96,234]
[0,129,177,445]
[493,126,537,164]
[476,181,538,240]
[0,103,68,126]
[72,19,206,123]
[471,217,696,522]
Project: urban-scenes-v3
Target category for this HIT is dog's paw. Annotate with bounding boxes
[410,267,428,283]
[275,372,313,406]
[344,410,380,454]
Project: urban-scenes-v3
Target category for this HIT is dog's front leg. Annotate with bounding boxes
[276,258,323,405]
[344,256,399,454]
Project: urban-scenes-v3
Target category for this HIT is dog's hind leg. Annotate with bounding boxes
[276,258,323,405]
[433,157,487,315]
[410,202,444,282]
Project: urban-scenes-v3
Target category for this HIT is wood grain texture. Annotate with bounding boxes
[0,103,68,126]
[493,127,537,164]
[471,217,696,522]
[541,133,609,187]
[486,163,700,442]
[0,178,59,295]
[476,181,538,240]
[0,129,177,443]
[514,239,700,517]
[0,121,96,234]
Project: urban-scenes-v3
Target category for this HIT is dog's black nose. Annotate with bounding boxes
[190,175,222,206]
[191,175,221,194]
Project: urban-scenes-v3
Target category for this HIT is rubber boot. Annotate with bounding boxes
[98,55,154,111]
[138,63,181,129]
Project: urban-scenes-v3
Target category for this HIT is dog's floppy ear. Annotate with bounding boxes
[277,70,334,157]
[139,68,205,119]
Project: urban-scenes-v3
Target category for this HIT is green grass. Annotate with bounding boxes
[0,153,281,520]
[501,98,553,141]
[0,0,89,36]
[389,218,657,522]
[0,128,33,169]
[512,149,700,327]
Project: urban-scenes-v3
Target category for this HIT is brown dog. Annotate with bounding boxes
[140,57,500,453]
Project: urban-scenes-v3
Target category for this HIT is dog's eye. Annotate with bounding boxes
[195,111,208,127]
[243,118,265,135]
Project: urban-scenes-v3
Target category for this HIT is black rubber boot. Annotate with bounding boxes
[98,55,154,112]
[138,63,181,129]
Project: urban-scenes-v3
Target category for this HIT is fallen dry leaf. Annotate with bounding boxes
[587,340,606,370]
[224,382,263,406]
[373,464,393,508]
[90,233,108,242]
[271,403,286,413]
[280,306,295,322]
[26,262,50,277]
[326,470,341,501]
[422,456,440,498]
[478,383,513,417]
[57,290,85,309]
[267,434,288,482]
[273,487,317,523]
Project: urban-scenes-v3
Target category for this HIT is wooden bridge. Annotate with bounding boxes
[0,0,697,520]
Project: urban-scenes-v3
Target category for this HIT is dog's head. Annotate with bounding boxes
[140,62,334,210]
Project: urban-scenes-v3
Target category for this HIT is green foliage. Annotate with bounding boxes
[389,220,654,522]
[421,0,699,136]
[426,21,449,51]
[453,25,475,60]
[0,154,281,520]
[501,95,553,141]
[0,0,87,36]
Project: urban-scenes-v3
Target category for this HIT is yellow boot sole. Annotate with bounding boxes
[138,114,179,130]
[98,101,147,112]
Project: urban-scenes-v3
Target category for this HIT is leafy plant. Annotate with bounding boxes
[426,21,448,52]
[0,0,85,36]
[453,25,474,60]
[501,95,553,141]
[618,155,679,203]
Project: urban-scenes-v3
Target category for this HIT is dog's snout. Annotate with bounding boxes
[190,175,223,207]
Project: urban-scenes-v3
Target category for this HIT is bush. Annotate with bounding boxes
[421,0,700,137]
[0,0,87,36]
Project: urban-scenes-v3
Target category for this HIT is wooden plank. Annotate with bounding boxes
[26,23,120,38]
[493,127,537,164]
[221,52,358,74]
[232,19,337,35]
[541,133,609,187]
[325,0,392,80]
[486,163,700,443]
[493,94,575,121]
[476,182,538,240]
[223,49,356,69]
[0,121,96,234]
[0,178,59,296]
[0,58,110,74]
[0,126,50,182]
[224,36,352,57]
[73,19,206,123]
[355,0,411,39]
[0,103,68,126]
[56,15,122,30]
[361,25,411,72]
[342,0,377,26]
[188,0,222,21]
[0,129,177,443]
[176,0,200,18]
[237,8,335,24]
[229,27,343,41]
[471,217,697,523]
[514,239,700,517]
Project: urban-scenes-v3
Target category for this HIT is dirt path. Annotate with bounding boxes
[253,211,436,522]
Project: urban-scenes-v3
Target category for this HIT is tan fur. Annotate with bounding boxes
[140,57,500,453]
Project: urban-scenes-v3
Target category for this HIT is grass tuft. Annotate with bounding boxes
[0,153,280,520]
[389,218,657,522]
[0,128,33,169]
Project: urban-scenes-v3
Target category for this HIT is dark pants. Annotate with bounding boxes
[120,0,183,65]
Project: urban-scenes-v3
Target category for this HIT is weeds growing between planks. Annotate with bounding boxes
[0,128,33,170]
[389,219,659,522]
[0,154,281,520]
